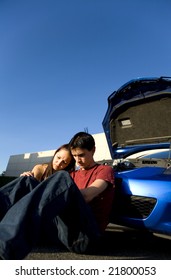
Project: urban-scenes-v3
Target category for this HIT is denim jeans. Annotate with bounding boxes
[0,171,100,259]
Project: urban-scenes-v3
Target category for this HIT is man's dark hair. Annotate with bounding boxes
[69,132,95,151]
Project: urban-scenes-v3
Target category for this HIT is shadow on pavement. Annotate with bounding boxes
[25,224,171,260]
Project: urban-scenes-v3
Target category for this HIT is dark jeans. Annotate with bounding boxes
[0,171,100,260]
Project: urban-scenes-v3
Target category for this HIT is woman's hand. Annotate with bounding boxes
[20,171,34,177]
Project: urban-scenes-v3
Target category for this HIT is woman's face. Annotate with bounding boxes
[52,149,72,171]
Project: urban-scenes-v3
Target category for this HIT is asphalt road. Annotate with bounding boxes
[25,224,171,260]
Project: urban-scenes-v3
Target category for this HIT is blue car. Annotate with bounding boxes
[102,76,171,236]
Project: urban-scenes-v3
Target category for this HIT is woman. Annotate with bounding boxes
[0,144,75,220]
[20,144,75,181]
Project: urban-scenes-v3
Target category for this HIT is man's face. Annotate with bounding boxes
[71,147,95,170]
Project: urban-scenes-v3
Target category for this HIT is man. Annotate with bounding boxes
[0,132,114,259]
[69,132,115,232]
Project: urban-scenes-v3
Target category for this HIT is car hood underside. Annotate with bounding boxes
[102,77,171,158]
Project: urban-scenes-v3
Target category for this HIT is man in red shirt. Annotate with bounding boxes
[69,132,115,232]
[0,132,114,259]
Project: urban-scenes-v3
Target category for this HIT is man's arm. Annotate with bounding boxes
[80,179,109,203]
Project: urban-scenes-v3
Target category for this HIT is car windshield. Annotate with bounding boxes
[127,149,171,160]
[114,148,171,171]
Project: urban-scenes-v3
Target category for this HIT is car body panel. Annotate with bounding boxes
[112,167,171,235]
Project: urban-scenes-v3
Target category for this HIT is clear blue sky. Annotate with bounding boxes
[1,0,171,174]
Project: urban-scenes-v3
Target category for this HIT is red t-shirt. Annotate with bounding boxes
[70,164,115,232]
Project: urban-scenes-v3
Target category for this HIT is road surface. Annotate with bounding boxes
[25,224,171,260]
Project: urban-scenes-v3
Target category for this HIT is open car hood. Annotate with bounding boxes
[102,77,171,159]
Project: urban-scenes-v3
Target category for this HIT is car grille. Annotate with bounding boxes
[114,195,157,219]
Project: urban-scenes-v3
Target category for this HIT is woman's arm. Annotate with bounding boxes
[20,164,46,181]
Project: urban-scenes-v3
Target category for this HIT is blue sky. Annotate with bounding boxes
[0,0,171,173]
